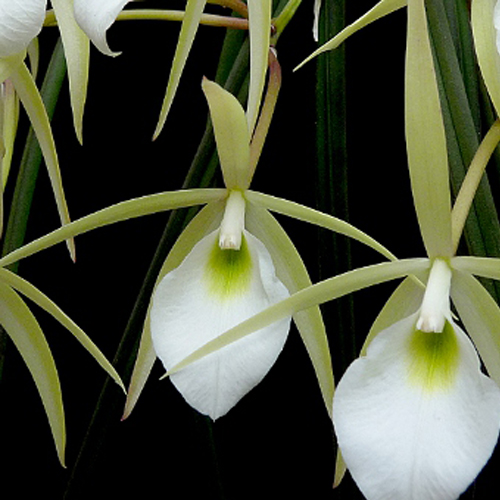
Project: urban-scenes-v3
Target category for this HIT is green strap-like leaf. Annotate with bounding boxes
[451,268,500,386]
[203,78,251,189]
[405,0,452,258]
[0,282,65,465]
[123,201,224,419]
[153,0,207,140]
[246,203,334,416]
[9,62,75,259]
[167,258,430,376]
[295,0,407,70]
[246,190,397,261]
[0,188,226,268]
[51,0,90,144]
[0,268,125,392]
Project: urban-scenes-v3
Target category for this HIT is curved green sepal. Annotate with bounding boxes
[9,62,75,259]
[295,0,407,71]
[405,0,452,258]
[451,268,500,386]
[0,188,226,268]
[0,282,65,465]
[246,203,334,416]
[0,268,125,392]
[51,0,90,144]
[247,0,271,134]
[452,256,500,281]
[471,0,500,117]
[246,190,397,262]
[0,52,26,84]
[202,79,251,189]
[153,0,207,140]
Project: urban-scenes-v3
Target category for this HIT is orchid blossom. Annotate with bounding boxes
[165,1,500,497]
[0,63,402,425]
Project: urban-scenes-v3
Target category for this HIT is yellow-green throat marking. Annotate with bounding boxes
[407,320,460,393]
[205,235,253,299]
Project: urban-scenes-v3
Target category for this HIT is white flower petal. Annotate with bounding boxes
[0,0,46,58]
[333,313,500,500]
[73,0,131,56]
[150,229,291,420]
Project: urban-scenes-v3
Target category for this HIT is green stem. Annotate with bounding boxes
[314,0,355,374]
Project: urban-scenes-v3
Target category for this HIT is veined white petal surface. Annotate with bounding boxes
[74,0,131,56]
[150,229,291,420]
[333,313,500,500]
[0,0,46,58]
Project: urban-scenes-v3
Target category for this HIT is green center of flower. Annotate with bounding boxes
[407,320,460,393]
[205,235,253,299]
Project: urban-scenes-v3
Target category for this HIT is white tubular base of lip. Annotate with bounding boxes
[219,190,246,250]
[417,258,452,333]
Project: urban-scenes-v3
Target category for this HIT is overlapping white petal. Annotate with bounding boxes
[150,229,291,420]
[74,0,131,56]
[333,313,500,500]
[0,0,46,58]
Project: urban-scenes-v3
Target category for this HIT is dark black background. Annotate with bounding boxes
[1,1,497,499]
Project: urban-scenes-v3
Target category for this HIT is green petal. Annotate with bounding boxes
[153,0,207,140]
[246,190,397,261]
[202,79,251,189]
[361,275,426,356]
[246,203,334,416]
[167,258,430,376]
[9,62,75,259]
[123,201,224,419]
[295,0,407,71]
[0,268,125,391]
[451,268,500,386]
[471,0,500,117]
[405,0,452,258]
[0,51,25,84]
[0,188,226,268]
[0,282,65,465]
[51,0,90,144]
[247,0,271,134]
[452,256,500,281]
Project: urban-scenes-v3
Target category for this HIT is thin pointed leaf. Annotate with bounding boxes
[51,0,90,144]
[167,258,430,376]
[451,268,500,386]
[0,282,65,465]
[246,190,397,261]
[202,78,250,189]
[405,0,452,257]
[123,201,224,419]
[247,0,271,134]
[9,62,75,259]
[295,0,407,71]
[0,267,125,391]
[0,188,226,268]
[153,0,207,140]
[246,203,334,416]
